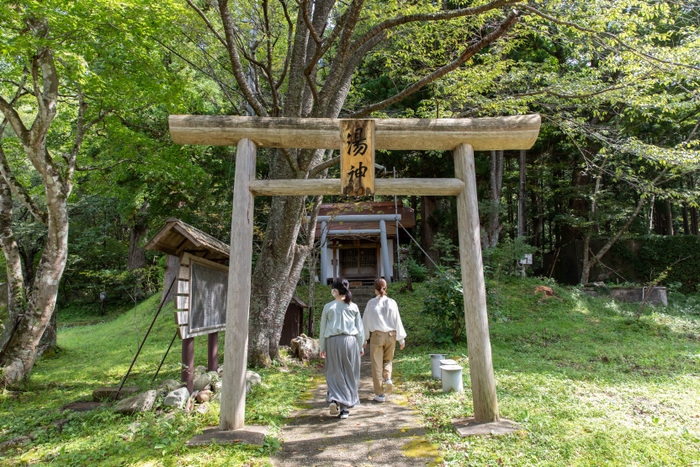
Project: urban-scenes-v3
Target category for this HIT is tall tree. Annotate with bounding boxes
[0,0,182,385]
[182,0,523,365]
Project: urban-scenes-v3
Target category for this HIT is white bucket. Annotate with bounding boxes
[430,354,445,379]
[440,364,463,393]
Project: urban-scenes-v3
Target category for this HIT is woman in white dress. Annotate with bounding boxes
[362,278,406,402]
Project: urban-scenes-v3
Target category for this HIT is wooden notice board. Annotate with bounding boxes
[341,120,375,197]
[175,253,229,339]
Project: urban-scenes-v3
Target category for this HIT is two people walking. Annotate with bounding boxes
[319,278,406,419]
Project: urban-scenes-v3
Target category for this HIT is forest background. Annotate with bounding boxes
[0,0,699,384]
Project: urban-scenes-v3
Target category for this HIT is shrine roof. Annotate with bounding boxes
[314,201,415,238]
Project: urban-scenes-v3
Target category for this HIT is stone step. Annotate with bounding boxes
[350,286,375,312]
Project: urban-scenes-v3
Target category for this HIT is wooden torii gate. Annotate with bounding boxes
[169,114,541,433]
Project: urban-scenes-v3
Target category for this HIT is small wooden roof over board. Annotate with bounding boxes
[145,217,230,263]
[290,296,309,308]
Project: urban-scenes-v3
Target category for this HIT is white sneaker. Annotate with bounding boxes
[339,409,350,419]
[374,394,386,402]
[384,379,393,395]
[329,401,339,416]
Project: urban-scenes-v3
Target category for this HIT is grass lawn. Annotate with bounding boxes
[0,295,315,466]
[391,278,700,466]
[1,277,698,466]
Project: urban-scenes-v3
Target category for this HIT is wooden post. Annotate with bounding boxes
[181,337,194,394]
[454,143,500,423]
[379,219,391,283]
[208,332,218,372]
[220,138,257,431]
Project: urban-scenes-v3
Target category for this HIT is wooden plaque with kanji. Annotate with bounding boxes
[341,119,375,197]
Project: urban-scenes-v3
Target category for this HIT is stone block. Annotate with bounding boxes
[114,390,157,414]
[290,334,320,361]
[163,387,190,409]
[246,370,262,386]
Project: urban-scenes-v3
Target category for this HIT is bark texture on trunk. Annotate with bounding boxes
[248,150,323,365]
[0,178,26,356]
[485,150,504,248]
[421,196,437,268]
[1,170,69,385]
[127,220,148,270]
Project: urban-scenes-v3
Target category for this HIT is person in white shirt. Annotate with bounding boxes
[320,278,364,419]
[362,278,406,402]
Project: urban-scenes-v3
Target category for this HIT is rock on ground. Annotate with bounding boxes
[196,390,212,403]
[246,370,262,386]
[114,390,157,414]
[290,334,320,361]
[158,379,181,393]
[163,387,190,409]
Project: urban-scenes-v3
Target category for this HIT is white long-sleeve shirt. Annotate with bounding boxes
[319,300,364,352]
[362,295,407,345]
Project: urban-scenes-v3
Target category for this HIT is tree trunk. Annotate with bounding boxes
[665,199,674,236]
[0,178,26,357]
[531,189,542,248]
[580,197,646,284]
[19,246,40,291]
[247,148,323,366]
[485,150,504,248]
[518,150,526,238]
[1,180,69,386]
[127,220,148,270]
[421,196,437,268]
[580,235,592,284]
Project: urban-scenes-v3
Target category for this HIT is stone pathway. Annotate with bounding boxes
[272,354,438,467]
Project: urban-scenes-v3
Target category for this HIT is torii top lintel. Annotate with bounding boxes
[169,114,541,151]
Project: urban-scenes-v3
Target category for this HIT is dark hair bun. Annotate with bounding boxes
[332,278,353,304]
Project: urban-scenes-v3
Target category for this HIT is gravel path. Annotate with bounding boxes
[272,354,439,467]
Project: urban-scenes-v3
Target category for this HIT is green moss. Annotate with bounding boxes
[401,437,442,463]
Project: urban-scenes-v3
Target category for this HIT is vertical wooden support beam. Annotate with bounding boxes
[208,332,219,372]
[379,220,391,283]
[220,138,257,431]
[181,337,194,393]
[454,143,500,423]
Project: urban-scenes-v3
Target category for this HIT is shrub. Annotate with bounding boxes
[422,267,464,344]
[483,236,536,278]
[406,257,429,283]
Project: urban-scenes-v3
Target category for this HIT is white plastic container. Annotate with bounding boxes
[429,354,445,379]
[440,364,463,393]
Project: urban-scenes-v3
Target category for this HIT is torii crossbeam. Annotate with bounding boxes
[169,114,541,433]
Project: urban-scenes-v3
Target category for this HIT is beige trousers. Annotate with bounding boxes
[369,330,396,395]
